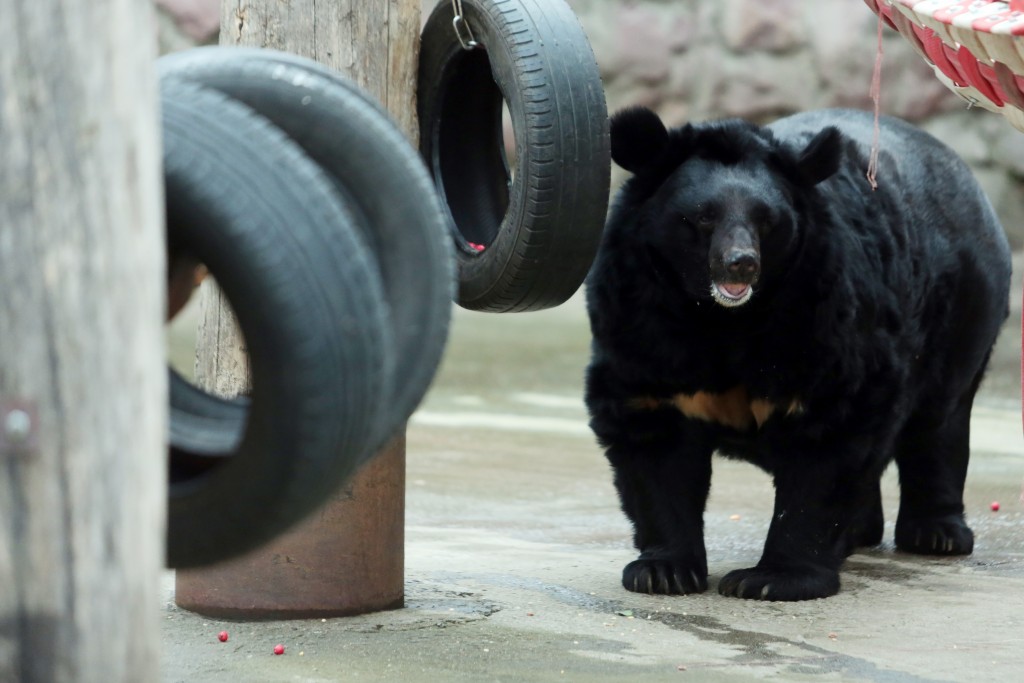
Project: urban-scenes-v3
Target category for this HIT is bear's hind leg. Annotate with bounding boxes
[846,479,884,555]
[894,398,974,556]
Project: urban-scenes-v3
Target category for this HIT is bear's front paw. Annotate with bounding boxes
[718,565,840,601]
[622,556,707,595]
[895,514,973,555]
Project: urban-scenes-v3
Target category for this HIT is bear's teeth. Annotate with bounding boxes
[720,283,750,298]
[711,282,753,307]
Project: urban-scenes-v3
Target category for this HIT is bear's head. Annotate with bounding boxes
[608,107,844,309]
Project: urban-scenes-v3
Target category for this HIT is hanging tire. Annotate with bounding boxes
[161,78,393,568]
[159,47,455,442]
[418,0,611,312]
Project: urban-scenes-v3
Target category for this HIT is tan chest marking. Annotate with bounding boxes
[630,388,804,431]
[672,387,755,431]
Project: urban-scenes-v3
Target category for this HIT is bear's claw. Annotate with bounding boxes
[622,557,707,595]
[718,565,840,601]
[895,514,973,555]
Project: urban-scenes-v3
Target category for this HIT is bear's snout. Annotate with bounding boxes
[724,247,759,282]
[709,228,760,307]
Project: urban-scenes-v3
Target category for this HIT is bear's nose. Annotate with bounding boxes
[725,248,759,279]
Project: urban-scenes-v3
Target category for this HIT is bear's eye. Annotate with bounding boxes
[695,211,716,228]
[750,206,775,234]
[677,205,716,231]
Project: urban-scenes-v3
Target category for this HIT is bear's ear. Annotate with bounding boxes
[795,126,844,186]
[610,106,670,173]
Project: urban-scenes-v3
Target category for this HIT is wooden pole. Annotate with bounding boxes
[223,0,421,141]
[176,0,420,618]
[0,1,165,681]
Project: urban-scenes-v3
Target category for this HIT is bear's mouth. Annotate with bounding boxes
[711,281,753,307]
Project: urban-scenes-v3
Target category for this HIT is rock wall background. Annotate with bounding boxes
[156,0,1024,246]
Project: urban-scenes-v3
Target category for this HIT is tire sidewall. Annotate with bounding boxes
[420,0,610,311]
[421,0,531,306]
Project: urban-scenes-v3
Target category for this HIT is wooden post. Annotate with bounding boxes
[175,0,420,618]
[223,0,422,141]
[0,1,165,681]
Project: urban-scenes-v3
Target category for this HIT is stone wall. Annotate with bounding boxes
[567,0,1024,246]
[156,0,1024,246]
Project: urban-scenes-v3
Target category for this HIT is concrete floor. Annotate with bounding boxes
[162,264,1024,682]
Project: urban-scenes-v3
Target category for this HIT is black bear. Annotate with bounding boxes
[584,107,1011,601]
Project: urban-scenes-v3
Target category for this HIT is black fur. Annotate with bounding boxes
[585,107,1011,601]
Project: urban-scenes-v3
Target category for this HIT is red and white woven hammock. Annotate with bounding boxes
[865,0,1024,131]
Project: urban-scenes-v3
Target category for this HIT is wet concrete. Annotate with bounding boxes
[162,258,1024,682]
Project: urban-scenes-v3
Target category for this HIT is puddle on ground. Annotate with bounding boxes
[426,571,953,683]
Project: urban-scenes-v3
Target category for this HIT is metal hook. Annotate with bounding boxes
[451,0,478,50]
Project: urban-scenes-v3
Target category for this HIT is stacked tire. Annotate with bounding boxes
[160,49,454,568]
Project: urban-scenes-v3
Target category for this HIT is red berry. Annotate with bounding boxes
[991,501,1000,511]
[273,644,285,656]
[218,631,228,642]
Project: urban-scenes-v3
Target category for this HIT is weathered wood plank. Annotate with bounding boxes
[0,1,165,681]
[194,280,252,396]
[221,0,420,138]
